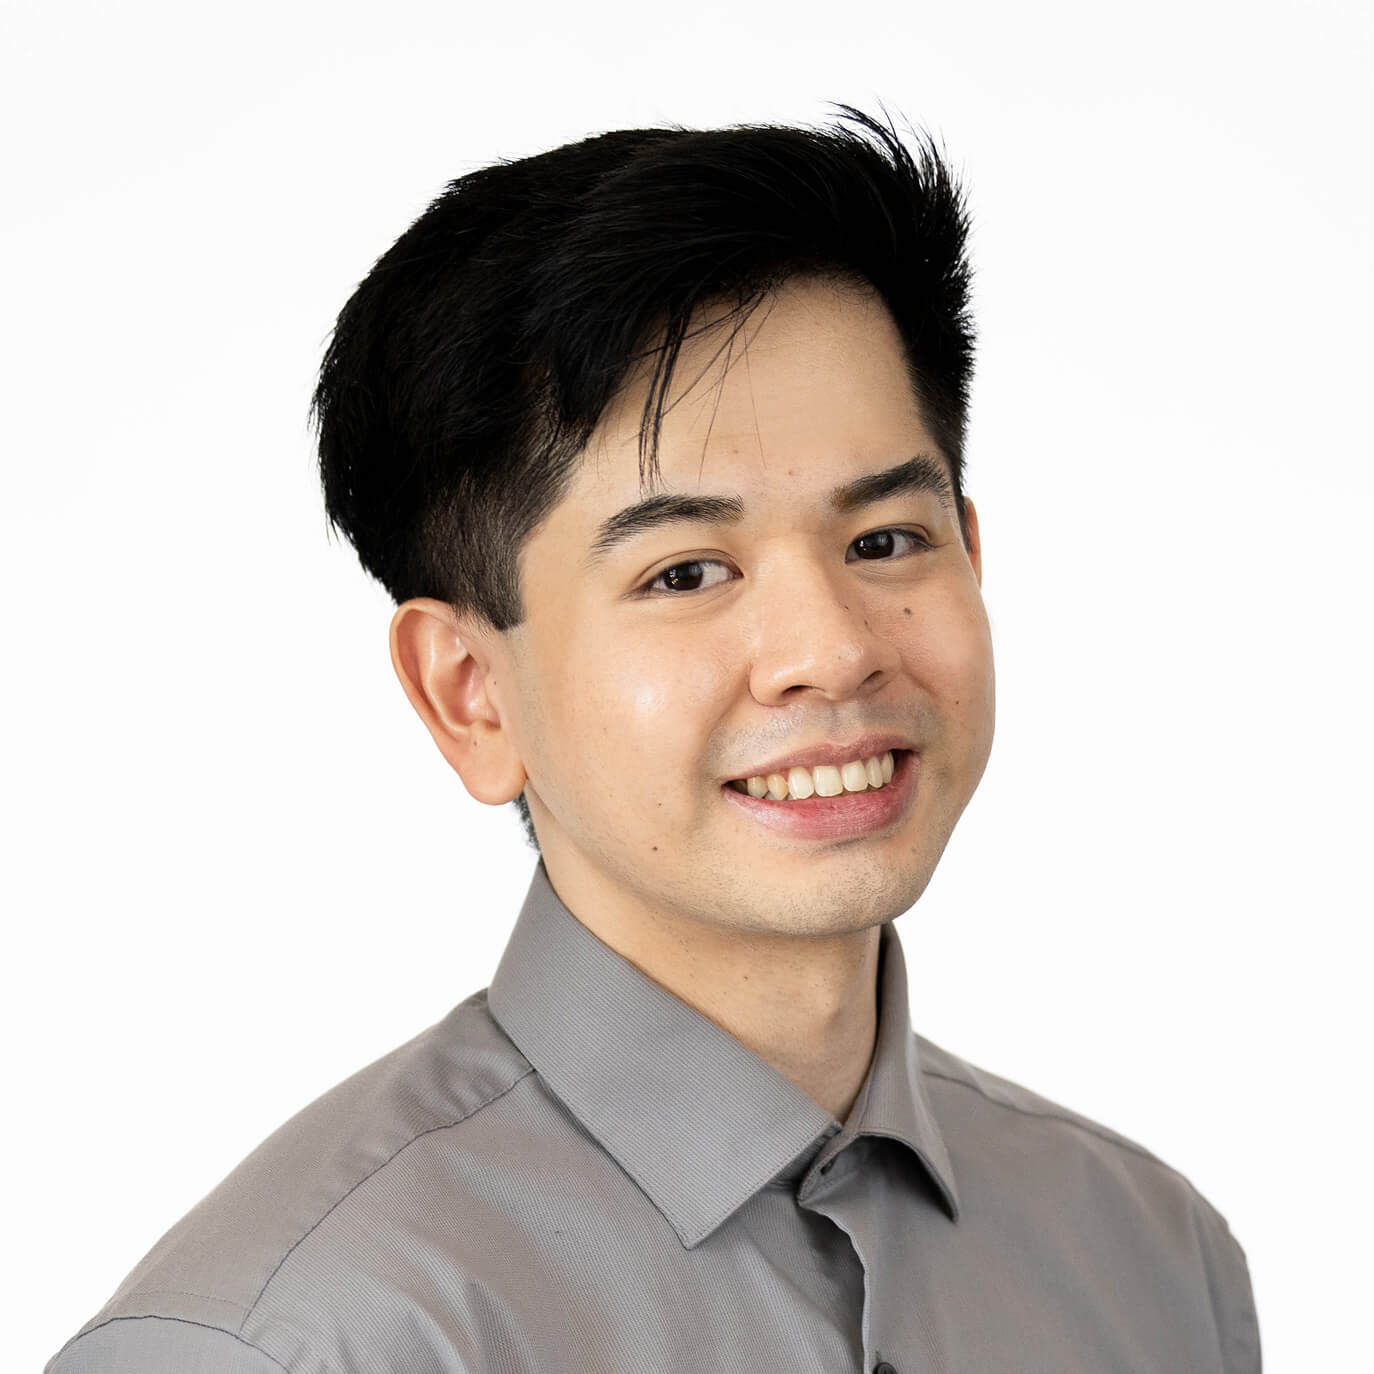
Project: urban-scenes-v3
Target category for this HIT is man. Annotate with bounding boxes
[46,108,1261,1373]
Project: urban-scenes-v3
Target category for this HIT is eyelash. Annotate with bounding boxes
[637,528,934,597]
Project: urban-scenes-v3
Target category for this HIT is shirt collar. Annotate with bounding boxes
[486,859,960,1248]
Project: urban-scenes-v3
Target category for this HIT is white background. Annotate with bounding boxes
[4,1,1369,1369]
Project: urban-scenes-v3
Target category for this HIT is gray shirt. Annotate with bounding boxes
[47,860,1260,1373]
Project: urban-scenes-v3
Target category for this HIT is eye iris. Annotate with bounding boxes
[663,562,703,592]
[855,531,895,559]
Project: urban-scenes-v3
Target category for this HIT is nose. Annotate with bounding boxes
[746,556,900,704]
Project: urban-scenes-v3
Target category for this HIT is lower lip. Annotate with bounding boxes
[720,751,918,842]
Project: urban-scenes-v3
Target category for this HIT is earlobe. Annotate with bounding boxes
[963,498,984,588]
[388,598,527,805]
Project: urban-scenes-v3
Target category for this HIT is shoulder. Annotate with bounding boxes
[917,1032,1197,1175]
[916,1031,1239,1229]
[915,1034,1260,1373]
[47,1316,290,1374]
[48,990,530,1373]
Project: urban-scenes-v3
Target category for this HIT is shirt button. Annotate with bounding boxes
[873,1364,898,1374]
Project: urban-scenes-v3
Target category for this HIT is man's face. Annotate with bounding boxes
[492,275,994,942]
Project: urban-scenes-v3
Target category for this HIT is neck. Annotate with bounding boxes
[560,873,883,1124]
[704,929,880,1122]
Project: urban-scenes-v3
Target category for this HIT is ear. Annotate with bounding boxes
[963,498,983,588]
[388,598,527,805]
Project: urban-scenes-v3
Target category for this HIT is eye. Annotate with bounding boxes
[848,528,933,561]
[641,559,734,596]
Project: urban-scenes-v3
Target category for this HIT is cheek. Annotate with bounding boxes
[552,637,730,750]
[630,642,734,723]
[901,588,996,716]
[630,679,669,717]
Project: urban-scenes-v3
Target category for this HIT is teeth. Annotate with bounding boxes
[841,760,869,792]
[733,751,899,801]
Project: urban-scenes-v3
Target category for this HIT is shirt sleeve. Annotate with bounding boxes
[1203,1209,1263,1374]
[47,1316,290,1374]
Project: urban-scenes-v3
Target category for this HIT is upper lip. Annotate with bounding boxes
[725,734,915,783]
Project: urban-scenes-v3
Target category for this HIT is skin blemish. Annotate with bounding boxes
[904,607,912,615]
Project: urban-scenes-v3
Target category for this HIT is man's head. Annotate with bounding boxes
[315,107,994,939]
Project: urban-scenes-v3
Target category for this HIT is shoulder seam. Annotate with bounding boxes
[921,1064,1194,1186]
[54,1313,291,1373]
[240,1061,535,1329]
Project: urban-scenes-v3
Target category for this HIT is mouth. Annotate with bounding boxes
[719,749,918,841]
[724,749,912,800]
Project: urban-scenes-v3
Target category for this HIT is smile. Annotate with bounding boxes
[727,749,898,802]
[721,750,917,841]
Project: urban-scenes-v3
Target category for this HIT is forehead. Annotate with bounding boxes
[569,276,942,519]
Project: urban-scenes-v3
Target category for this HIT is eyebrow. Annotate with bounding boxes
[583,452,956,570]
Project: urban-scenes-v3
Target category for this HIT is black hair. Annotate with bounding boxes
[313,104,975,853]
